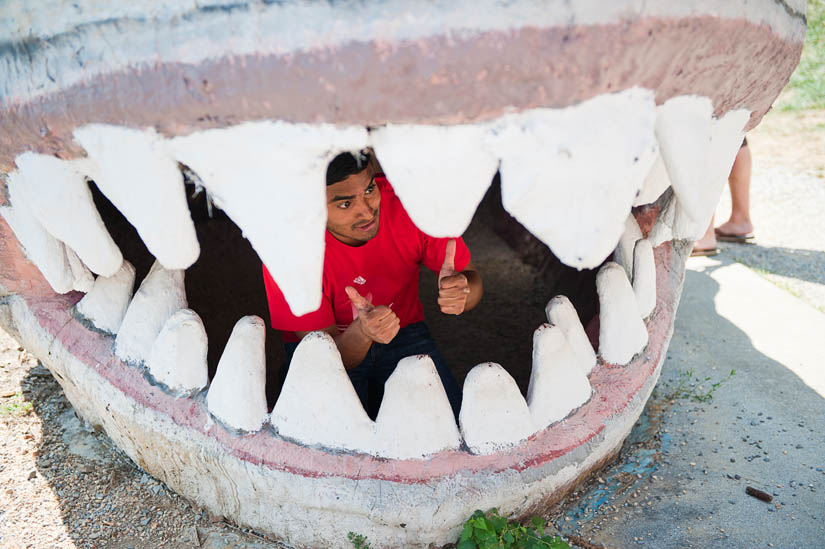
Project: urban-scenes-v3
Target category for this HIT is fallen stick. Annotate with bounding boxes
[745,486,773,503]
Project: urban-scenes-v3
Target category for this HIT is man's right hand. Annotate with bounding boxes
[345,286,400,344]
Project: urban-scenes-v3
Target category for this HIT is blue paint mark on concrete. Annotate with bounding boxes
[558,409,671,529]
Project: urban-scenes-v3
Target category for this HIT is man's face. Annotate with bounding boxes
[325,167,380,246]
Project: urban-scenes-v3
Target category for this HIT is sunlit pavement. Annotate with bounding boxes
[561,253,825,548]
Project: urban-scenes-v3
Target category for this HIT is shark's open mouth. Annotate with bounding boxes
[0,1,804,546]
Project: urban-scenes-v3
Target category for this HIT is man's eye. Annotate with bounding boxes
[337,201,350,209]
[365,183,375,194]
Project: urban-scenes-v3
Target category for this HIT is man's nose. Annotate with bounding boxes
[354,198,374,218]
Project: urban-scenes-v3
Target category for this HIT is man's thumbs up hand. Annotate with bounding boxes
[437,239,470,315]
[345,285,373,313]
[438,238,457,285]
[345,286,400,344]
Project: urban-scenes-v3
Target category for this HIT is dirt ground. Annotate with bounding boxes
[1,107,821,548]
[748,108,825,179]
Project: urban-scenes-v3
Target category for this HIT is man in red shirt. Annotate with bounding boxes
[263,151,483,420]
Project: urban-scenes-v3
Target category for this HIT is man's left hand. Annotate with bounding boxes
[438,239,471,315]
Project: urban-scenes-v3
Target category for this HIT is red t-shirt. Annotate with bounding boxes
[262,176,470,342]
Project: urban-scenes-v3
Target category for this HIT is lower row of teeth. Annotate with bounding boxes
[65,226,655,460]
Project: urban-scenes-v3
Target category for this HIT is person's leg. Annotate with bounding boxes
[279,342,300,388]
[420,340,462,422]
[692,214,718,256]
[368,322,462,422]
[716,143,754,238]
[345,355,372,418]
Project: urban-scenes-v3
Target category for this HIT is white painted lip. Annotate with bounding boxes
[0,0,804,107]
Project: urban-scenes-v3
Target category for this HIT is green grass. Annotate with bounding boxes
[664,369,736,403]
[0,392,33,416]
[776,0,825,111]
[349,511,572,549]
[457,510,570,549]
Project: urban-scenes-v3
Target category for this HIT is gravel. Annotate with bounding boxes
[714,112,825,313]
[0,327,288,548]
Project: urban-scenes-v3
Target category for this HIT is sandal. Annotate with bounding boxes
[690,246,719,257]
[715,229,755,244]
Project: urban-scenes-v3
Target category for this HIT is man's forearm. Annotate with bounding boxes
[333,319,373,369]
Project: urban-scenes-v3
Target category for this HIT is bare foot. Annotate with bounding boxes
[715,220,754,237]
[693,233,717,253]
[691,231,717,255]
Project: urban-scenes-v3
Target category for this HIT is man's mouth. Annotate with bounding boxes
[0,1,804,547]
[355,215,378,232]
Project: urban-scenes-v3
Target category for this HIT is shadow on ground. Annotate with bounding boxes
[550,257,825,548]
[723,243,825,285]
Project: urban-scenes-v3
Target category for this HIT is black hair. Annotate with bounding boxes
[326,150,370,186]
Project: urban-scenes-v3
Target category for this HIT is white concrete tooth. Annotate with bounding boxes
[662,107,751,241]
[597,262,648,365]
[65,247,95,293]
[527,324,592,430]
[488,88,657,269]
[73,124,200,270]
[672,194,710,241]
[270,331,374,452]
[657,186,724,243]
[707,109,751,190]
[370,124,498,237]
[648,188,675,247]
[374,355,461,459]
[633,239,656,319]
[633,151,671,207]
[655,96,714,225]
[206,315,268,432]
[148,308,208,394]
[114,261,186,365]
[459,363,533,455]
[545,296,597,376]
[0,174,73,293]
[168,122,368,316]
[613,214,643,281]
[75,260,136,335]
[11,152,123,276]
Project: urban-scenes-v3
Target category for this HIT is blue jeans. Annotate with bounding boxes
[282,322,462,421]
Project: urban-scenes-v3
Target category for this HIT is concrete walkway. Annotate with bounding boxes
[562,253,825,548]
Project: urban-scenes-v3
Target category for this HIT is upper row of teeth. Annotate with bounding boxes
[0,88,745,457]
[0,88,748,317]
[68,232,653,459]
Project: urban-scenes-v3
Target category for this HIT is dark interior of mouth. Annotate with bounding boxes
[87,166,601,408]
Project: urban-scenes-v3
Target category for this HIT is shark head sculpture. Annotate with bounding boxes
[0,1,805,546]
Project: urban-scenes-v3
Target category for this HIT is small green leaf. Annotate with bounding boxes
[457,539,476,549]
[490,515,507,533]
[460,523,473,542]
